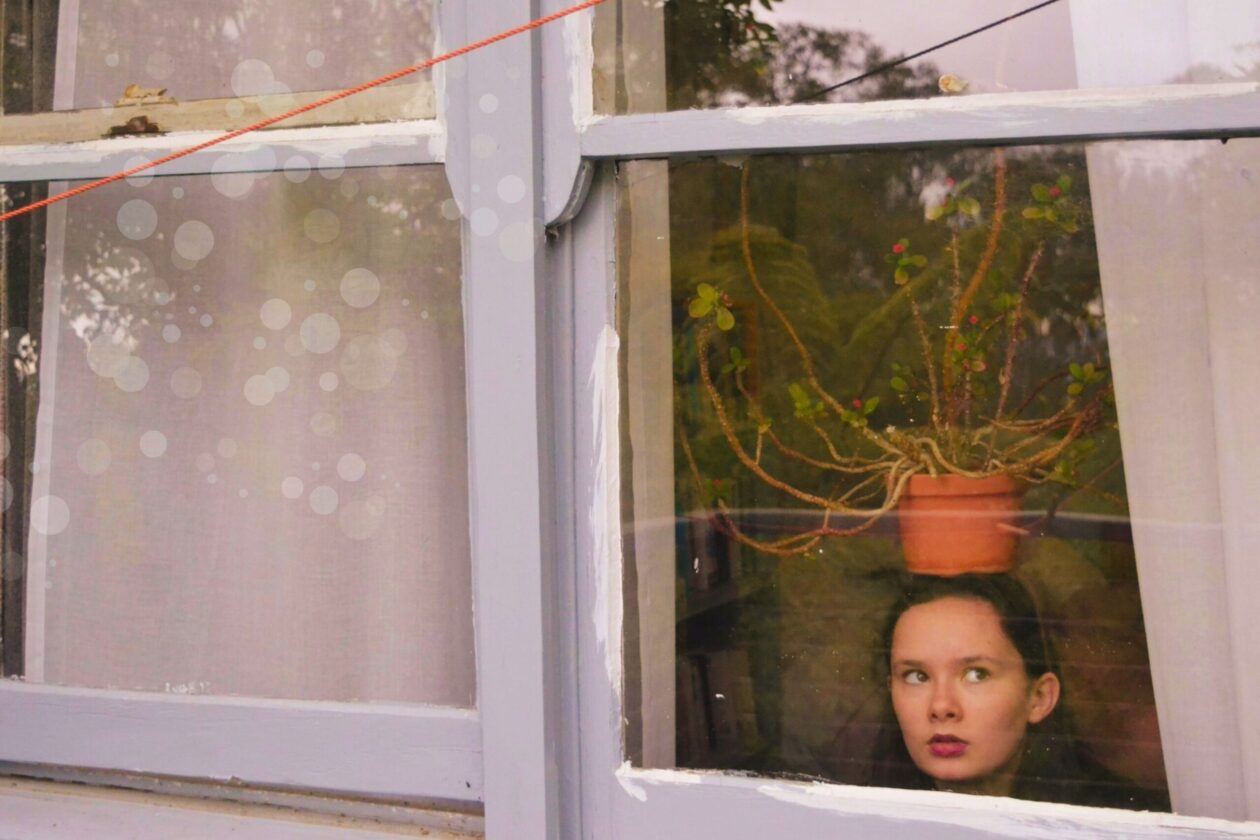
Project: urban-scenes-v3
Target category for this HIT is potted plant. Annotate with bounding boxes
[682,151,1119,575]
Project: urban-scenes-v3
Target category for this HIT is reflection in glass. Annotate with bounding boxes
[595,0,1260,113]
[6,165,474,706]
[62,0,435,108]
[614,142,1227,809]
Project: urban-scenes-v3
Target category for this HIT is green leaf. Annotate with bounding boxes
[909,255,928,268]
[1069,362,1083,379]
[894,267,909,285]
[863,396,880,415]
[926,204,946,221]
[730,347,744,362]
[898,237,910,248]
[1083,362,1096,377]
[696,283,718,302]
[1057,174,1073,192]
[890,376,908,392]
[1067,382,1084,396]
[688,297,712,318]
[1060,221,1081,234]
[1031,183,1051,202]
[959,196,981,217]
[1022,207,1044,220]
[1044,208,1058,223]
[715,306,735,331]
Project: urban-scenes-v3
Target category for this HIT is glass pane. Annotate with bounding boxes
[1,164,474,706]
[61,0,435,109]
[594,0,1260,113]
[613,140,1254,811]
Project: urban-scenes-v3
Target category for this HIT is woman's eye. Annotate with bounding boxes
[963,667,990,683]
[901,670,928,685]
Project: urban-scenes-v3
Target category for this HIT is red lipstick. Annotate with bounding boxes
[928,735,967,758]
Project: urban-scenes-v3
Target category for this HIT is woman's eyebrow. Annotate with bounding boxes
[891,658,926,668]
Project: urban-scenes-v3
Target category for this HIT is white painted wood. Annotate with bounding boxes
[444,1,563,838]
[570,166,625,840]
[1085,141,1251,819]
[0,770,484,835]
[610,767,1260,840]
[0,779,478,839]
[0,682,482,802]
[580,84,1260,159]
[540,0,595,224]
[50,0,80,112]
[0,83,437,147]
[620,161,676,770]
[19,197,68,684]
[0,119,443,182]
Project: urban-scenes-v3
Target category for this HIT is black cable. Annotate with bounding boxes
[790,0,1063,105]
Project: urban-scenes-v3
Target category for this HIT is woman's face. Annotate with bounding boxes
[889,596,1060,796]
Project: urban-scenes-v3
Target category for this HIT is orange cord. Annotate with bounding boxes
[0,0,607,224]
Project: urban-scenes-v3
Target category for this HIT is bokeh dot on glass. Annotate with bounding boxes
[309,485,339,516]
[260,298,292,331]
[337,453,367,482]
[340,268,381,308]
[244,374,276,407]
[300,313,341,354]
[139,430,168,458]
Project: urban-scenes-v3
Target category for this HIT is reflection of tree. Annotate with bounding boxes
[72,0,434,106]
[664,3,939,108]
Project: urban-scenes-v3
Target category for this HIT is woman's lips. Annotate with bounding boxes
[928,735,968,758]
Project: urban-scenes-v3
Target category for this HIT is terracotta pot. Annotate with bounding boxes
[898,474,1023,576]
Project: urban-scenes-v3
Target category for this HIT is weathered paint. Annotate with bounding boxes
[580,83,1260,160]
[0,119,443,182]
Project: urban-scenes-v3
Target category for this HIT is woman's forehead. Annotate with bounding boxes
[891,596,1021,661]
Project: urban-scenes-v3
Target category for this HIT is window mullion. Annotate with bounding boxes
[445,0,562,837]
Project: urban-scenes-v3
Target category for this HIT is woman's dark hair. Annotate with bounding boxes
[866,573,1085,802]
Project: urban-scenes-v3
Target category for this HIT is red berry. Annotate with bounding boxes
[969,315,979,325]
[852,399,862,409]
[945,178,956,187]
[957,342,967,352]
[1049,186,1062,198]
[892,243,906,254]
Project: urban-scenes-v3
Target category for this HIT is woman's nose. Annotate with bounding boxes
[929,684,961,721]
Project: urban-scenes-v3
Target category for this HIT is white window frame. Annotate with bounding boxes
[0,0,563,823]
[554,4,1260,839]
[2,1,1260,837]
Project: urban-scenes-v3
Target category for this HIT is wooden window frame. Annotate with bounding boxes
[554,6,1260,839]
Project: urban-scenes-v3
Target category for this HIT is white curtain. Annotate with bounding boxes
[26,164,476,707]
[1071,0,1260,819]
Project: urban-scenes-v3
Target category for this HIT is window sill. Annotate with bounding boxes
[0,779,481,839]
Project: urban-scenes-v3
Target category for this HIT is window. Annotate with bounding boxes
[3,0,1260,837]
[569,1,1260,837]
[0,0,491,815]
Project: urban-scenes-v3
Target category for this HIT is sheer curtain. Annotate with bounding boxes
[24,164,475,706]
[1072,0,1260,819]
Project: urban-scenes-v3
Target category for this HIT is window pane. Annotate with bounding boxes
[1,164,474,706]
[613,141,1259,812]
[595,0,1260,113]
[60,0,434,109]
